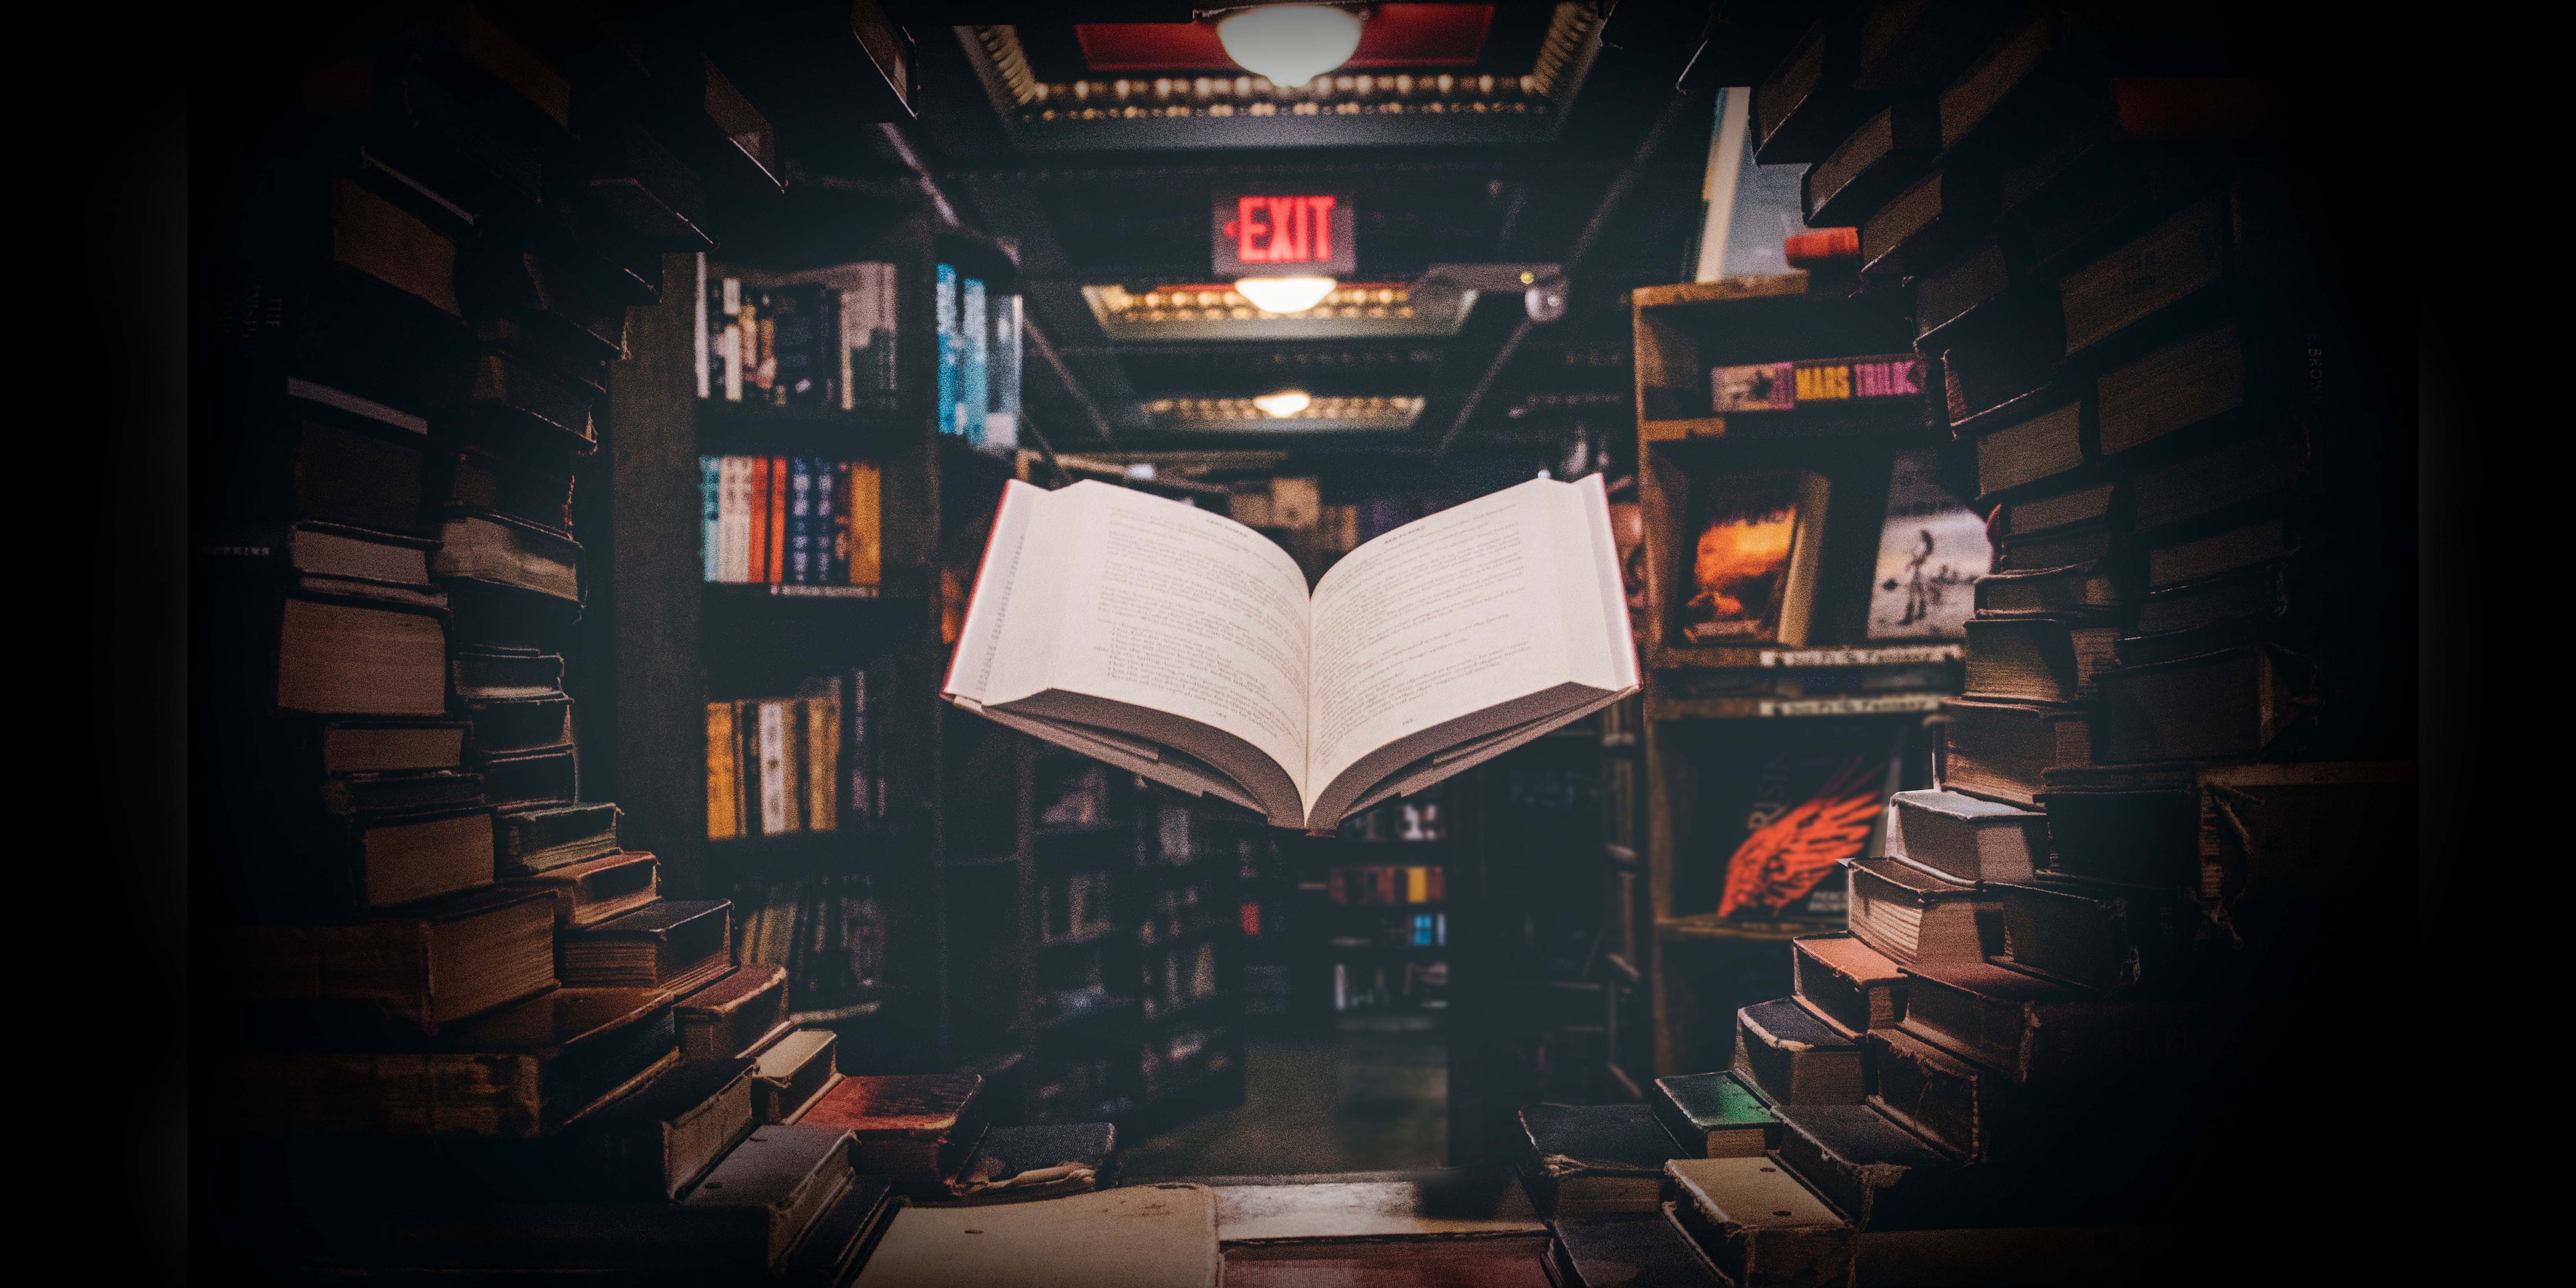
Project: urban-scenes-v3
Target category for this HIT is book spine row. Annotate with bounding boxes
[695,262,900,411]
[704,679,879,840]
[1330,960,1448,1013]
[932,263,1022,449]
[1325,865,1446,906]
[698,457,882,586]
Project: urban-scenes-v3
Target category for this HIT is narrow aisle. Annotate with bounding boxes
[1121,1018,1447,1177]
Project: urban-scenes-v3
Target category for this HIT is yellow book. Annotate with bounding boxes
[705,702,740,840]
[804,694,840,833]
[844,462,882,586]
[1406,866,1428,904]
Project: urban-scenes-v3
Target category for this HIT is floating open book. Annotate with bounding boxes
[943,475,1639,830]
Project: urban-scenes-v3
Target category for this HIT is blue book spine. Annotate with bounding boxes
[1412,913,1432,946]
[787,458,815,585]
[961,277,989,447]
[935,264,960,435]
[814,458,839,585]
[701,456,722,583]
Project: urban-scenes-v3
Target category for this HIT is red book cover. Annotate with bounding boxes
[767,456,787,583]
[1784,227,1861,264]
[747,457,770,581]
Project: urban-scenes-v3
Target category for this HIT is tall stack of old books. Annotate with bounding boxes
[1524,6,2409,1284]
[197,7,879,1281]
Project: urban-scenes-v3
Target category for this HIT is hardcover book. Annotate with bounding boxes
[1676,471,1830,646]
[1883,789,2046,885]
[1866,449,1988,640]
[1734,998,1864,1105]
[578,1057,757,1199]
[1663,1156,1854,1288]
[676,963,795,1061]
[1650,1071,1781,1159]
[507,849,658,928]
[1518,1102,1684,1218]
[1845,857,2001,967]
[559,899,732,995]
[1790,933,1908,1035]
[753,1028,841,1124]
[800,1073,989,1196]
[943,477,1637,829]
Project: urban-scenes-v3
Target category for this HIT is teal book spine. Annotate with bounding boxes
[935,264,960,435]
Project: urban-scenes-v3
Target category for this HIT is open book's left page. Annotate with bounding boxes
[944,480,1315,825]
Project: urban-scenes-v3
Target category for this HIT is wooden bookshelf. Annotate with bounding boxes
[604,191,1257,1129]
[1628,273,1966,1078]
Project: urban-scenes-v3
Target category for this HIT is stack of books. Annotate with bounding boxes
[200,9,971,1281]
[1529,4,2408,1281]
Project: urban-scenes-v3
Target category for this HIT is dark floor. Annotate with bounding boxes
[1121,1017,1449,1177]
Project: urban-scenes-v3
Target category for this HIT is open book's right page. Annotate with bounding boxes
[1303,474,1638,824]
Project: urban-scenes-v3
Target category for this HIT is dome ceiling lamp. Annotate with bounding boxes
[1233,276,1340,314]
[1208,4,1371,88]
[1252,389,1314,418]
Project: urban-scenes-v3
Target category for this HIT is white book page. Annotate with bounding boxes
[1007,482,1314,792]
[1305,477,1622,810]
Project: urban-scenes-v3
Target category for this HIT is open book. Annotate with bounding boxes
[943,474,1640,830]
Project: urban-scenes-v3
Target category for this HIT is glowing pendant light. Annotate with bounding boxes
[1234,276,1338,314]
[1252,390,1313,418]
[1215,4,1367,88]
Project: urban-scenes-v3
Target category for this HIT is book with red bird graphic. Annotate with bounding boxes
[1679,723,1910,923]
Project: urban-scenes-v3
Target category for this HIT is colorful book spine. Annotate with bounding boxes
[706,701,739,840]
[719,456,751,582]
[757,700,791,834]
[814,459,839,586]
[745,457,769,583]
[845,462,881,586]
[701,456,722,582]
[987,293,1022,450]
[765,456,787,584]
[961,277,989,445]
[787,458,814,585]
[694,253,710,399]
[936,263,960,435]
[721,277,744,402]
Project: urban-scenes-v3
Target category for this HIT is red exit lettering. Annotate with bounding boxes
[1235,195,1337,264]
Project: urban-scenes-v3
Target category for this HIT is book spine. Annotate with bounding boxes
[860,670,881,819]
[766,458,787,584]
[694,253,710,399]
[987,293,1021,450]
[847,461,880,586]
[807,692,839,832]
[745,457,770,583]
[839,285,856,411]
[722,277,743,402]
[961,277,989,447]
[757,700,790,835]
[936,264,959,435]
[814,459,839,586]
[700,457,721,583]
[706,702,739,839]
[787,458,814,586]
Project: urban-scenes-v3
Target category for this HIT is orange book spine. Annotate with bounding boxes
[747,456,770,581]
[767,457,788,583]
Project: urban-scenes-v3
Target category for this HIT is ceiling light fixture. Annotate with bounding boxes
[1253,390,1314,418]
[1214,4,1367,87]
[1234,275,1338,314]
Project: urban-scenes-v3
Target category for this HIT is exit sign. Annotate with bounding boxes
[1212,192,1356,277]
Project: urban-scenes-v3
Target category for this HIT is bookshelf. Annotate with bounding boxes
[1626,272,1967,1078]
[606,196,1248,1130]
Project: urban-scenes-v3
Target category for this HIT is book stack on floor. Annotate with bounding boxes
[203,8,941,1282]
[1533,6,2408,1282]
